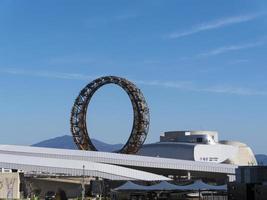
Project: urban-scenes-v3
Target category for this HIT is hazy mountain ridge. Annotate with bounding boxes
[32,135,123,152]
[255,154,267,165]
[33,135,267,165]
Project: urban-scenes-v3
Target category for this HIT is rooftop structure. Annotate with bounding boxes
[160,131,218,144]
[138,130,257,166]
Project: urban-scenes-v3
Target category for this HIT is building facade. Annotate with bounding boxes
[138,130,257,166]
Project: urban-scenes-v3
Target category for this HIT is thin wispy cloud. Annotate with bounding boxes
[135,80,194,91]
[1,69,97,80]
[198,40,266,57]
[2,68,267,96]
[228,59,249,65]
[49,55,95,65]
[137,80,267,96]
[199,85,267,96]
[168,13,263,39]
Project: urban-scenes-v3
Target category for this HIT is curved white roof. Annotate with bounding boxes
[0,153,170,181]
[0,144,237,175]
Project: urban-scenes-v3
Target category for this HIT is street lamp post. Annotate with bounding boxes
[82,165,85,200]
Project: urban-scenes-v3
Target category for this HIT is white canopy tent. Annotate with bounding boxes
[148,181,185,191]
[114,180,227,191]
[113,181,150,191]
[180,180,227,191]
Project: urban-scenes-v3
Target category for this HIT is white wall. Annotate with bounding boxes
[0,172,20,199]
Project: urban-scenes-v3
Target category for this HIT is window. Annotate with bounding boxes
[196,138,203,143]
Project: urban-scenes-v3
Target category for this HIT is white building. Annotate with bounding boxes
[0,144,237,181]
[138,130,257,166]
[0,142,239,199]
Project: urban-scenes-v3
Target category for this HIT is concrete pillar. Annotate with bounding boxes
[187,171,191,180]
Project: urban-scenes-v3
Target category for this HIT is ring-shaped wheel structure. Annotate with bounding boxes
[70,76,150,154]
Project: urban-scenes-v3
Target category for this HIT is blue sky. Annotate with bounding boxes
[1,0,267,154]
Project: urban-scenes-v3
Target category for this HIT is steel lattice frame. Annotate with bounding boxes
[70,76,150,154]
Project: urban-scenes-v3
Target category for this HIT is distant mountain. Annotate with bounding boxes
[33,137,267,163]
[32,135,123,152]
[256,154,267,165]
